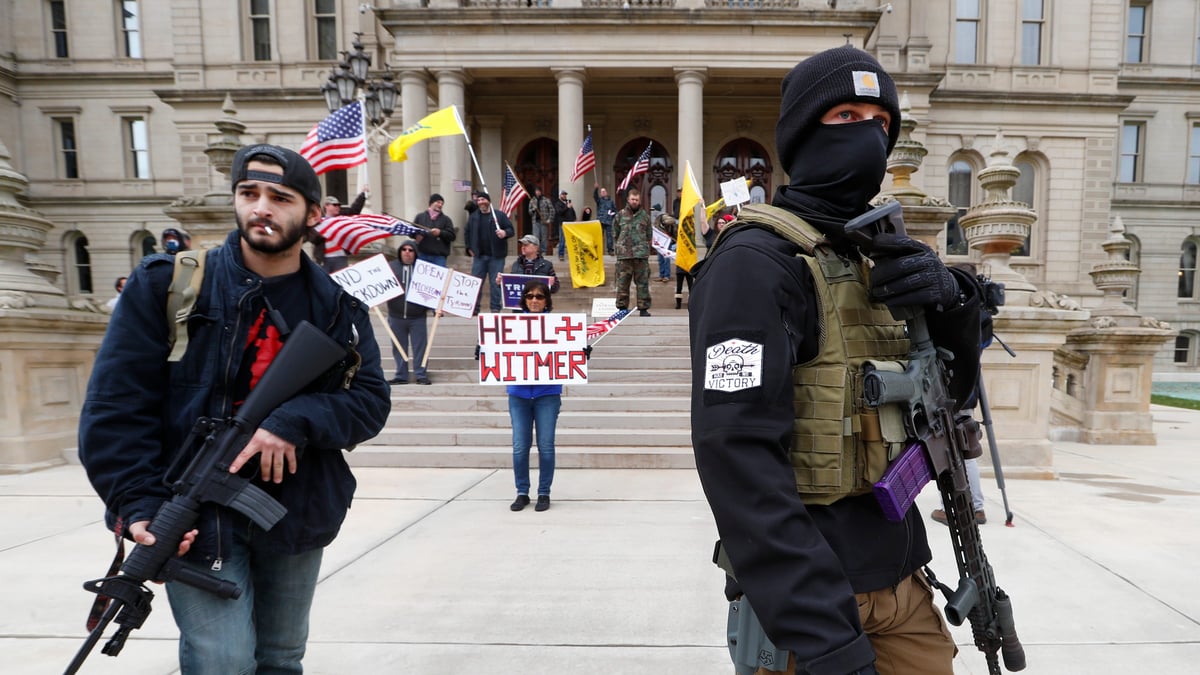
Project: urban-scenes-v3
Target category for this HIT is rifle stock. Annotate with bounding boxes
[66,321,347,674]
[845,204,1025,675]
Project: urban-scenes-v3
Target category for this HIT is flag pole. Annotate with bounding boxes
[452,105,503,233]
[357,97,371,197]
[588,311,633,348]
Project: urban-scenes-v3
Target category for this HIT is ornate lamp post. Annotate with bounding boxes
[321,33,397,151]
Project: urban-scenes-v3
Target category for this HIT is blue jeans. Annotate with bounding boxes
[508,393,561,496]
[387,314,428,380]
[419,254,447,269]
[166,524,324,674]
[601,222,614,254]
[657,252,671,279]
[470,255,506,312]
[557,222,567,257]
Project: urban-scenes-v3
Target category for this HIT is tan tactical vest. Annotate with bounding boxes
[725,204,910,505]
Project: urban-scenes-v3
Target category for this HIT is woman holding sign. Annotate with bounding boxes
[506,280,561,512]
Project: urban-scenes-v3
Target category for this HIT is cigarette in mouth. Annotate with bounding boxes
[265,225,274,235]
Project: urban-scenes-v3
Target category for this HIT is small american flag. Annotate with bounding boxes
[586,309,633,342]
[315,214,425,255]
[499,163,529,216]
[618,142,652,192]
[569,133,596,183]
[299,102,368,176]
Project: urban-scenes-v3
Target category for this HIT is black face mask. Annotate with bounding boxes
[773,119,889,243]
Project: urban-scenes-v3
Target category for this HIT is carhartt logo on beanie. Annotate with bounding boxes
[775,46,901,163]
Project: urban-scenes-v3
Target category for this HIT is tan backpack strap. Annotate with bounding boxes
[165,248,208,363]
[717,203,827,255]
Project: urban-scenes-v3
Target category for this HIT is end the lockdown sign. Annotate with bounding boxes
[330,254,403,307]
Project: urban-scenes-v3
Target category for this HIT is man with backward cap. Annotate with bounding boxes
[688,46,985,675]
[78,143,391,673]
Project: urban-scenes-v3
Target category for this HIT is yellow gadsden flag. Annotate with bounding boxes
[387,105,466,162]
[675,161,705,273]
[561,220,605,288]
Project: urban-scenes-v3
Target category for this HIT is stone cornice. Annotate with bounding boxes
[929,89,1135,111]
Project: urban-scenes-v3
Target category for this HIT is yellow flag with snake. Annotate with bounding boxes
[562,220,605,287]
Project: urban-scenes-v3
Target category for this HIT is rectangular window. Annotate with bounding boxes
[250,0,271,61]
[1189,124,1200,184]
[119,0,142,58]
[314,0,337,61]
[954,0,981,64]
[1127,3,1149,63]
[50,0,69,58]
[124,117,150,179]
[1119,122,1143,182]
[55,118,79,179]
[1021,0,1044,65]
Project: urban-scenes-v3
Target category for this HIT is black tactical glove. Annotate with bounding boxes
[867,233,960,311]
[583,345,593,360]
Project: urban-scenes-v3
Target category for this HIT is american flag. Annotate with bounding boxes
[618,142,653,192]
[586,309,633,342]
[315,214,425,255]
[499,163,529,216]
[569,133,596,183]
[299,101,368,176]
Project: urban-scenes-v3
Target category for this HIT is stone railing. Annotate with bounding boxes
[703,0,799,6]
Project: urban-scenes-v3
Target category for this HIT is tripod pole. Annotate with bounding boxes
[975,365,1015,527]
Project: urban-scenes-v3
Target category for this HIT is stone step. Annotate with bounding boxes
[385,395,689,413]
[387,369,691,384]
[382,382,691,398]
[368,427,691,447]
[384,409,691,430]
[346,445,696,470]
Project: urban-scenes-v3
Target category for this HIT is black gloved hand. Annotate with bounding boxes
[473,344,481,360]
[583,345,593,360]
[867,233,960,311]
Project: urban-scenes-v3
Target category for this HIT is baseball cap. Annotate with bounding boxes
[231,144,323,206]
[519,234,540,247]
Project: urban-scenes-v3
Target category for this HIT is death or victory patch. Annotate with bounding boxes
[704,338,763,392]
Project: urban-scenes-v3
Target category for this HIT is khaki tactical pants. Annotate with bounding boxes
[754,571,956,675]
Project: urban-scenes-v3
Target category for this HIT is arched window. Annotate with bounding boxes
[946,159,974,255]
[66,232,94,295]
[712,138,773,208]
[1179,240,1197,299]
[1175,333,1197,366]
[140,233,157,258]
[613,137,671,209]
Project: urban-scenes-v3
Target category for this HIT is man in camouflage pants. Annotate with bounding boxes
[613,188,653,317]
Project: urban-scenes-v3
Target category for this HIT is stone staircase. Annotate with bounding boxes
[353,252,697,469]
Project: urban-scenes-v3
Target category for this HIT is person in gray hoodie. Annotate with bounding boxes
[386,239,431,385]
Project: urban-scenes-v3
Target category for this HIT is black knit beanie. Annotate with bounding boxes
[776,46,901,163]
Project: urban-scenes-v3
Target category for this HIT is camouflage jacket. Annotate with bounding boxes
[613,206,652,259]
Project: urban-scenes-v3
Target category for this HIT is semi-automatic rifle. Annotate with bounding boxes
[845,201,1026,675]
[65,320,348,674]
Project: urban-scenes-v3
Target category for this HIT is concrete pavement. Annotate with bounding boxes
[4,406,1200,674]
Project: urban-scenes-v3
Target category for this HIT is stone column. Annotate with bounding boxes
[878,93,955,251]
[435,69,469,209]
[0,137,108,470]
[400,70,431,218]
[1060,216,1174,444]
[475,115,504,205]
[164,95,244,250]
[555,68,587,200]
[674,68,706,189]
[961,133,1089,477]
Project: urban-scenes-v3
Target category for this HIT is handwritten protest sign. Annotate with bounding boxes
[444,271,483,318]
[498,273,555,310]
[477,312,589,385]
[329,254,403,307]
[408,259,450,310]
[720,176,751,208]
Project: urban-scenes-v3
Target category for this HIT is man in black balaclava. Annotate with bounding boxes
[688,46,983,675]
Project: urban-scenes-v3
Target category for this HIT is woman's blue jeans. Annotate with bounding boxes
[508,393,561,496]
[166,523,324,674]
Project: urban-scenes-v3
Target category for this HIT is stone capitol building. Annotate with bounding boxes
[1,0,1198,471]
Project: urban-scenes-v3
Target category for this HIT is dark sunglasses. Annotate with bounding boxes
[524,293,547,300]
[400,247,416,252]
